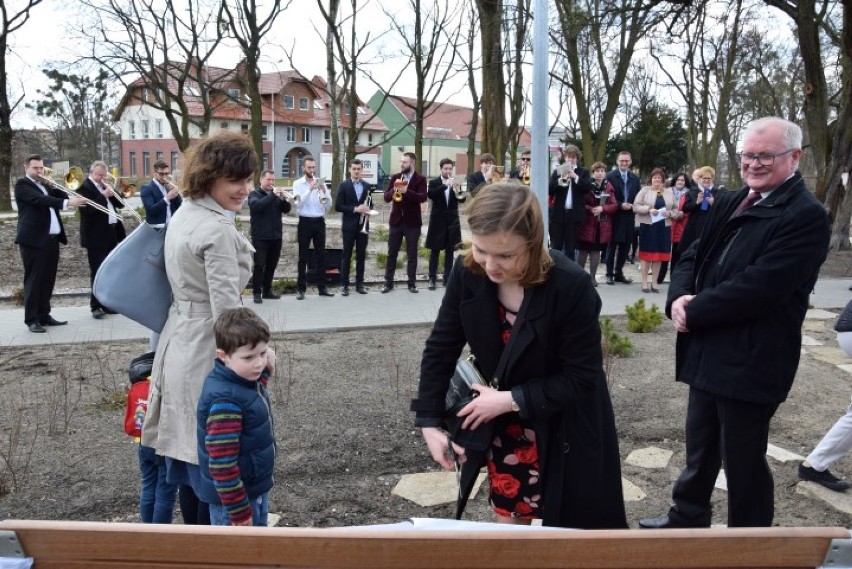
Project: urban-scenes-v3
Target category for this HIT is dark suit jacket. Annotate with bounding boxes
[548,165,593,224]
[424,176,464,250]
[77,178,126,249]
[604,169,641,242]
[383,171,427,227]
[413,252,627,528]
[140,180,182,225]
[248,187,291,240]
[14,176,69,247]
[335,178,372,233]
[467,171,487,195]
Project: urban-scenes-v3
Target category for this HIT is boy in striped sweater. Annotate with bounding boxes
[196,307,276,526]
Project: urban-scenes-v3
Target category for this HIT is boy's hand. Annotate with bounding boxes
[266,347,277,376]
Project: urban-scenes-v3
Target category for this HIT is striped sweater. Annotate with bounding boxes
[205,401,252,525]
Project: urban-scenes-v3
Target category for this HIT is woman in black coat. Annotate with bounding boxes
[411,181,627,529]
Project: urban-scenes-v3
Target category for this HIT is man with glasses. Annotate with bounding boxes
[604,151,640,285]
[509,150,531,181]
[141,159,182,227]
[639,117,830,529]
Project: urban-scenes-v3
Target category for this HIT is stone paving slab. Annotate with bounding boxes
[766,443,804,463]
[622,477,646,502]
[392,471,488,507]
[838,364,852,375]
[803,320,829,333]
[807,346,852,366]
[715,470,727,492]
[796,482,852,515]
[806,308,841,320]
[801,335,824,347]
[625,447,673,469]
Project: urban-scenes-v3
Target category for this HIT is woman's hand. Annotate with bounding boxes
[650,208,658,216]
[592,206,603,216]
[422,426,465,470]
[458,385,513,430]
[265,347,277,376]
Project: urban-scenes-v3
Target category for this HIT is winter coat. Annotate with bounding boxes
[678,186,718,252]
[577,182,618,245]
[425,176,465,250]
[248,188,291,241]
[836,299,852,333]
[633,186,676,227]
[670,193,690,244]
[142,195,254,464]
[667,172,829,405]
[604,169,640,243]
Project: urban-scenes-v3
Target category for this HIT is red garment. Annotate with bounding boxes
[671,193,690,244]
[577,183,618,244]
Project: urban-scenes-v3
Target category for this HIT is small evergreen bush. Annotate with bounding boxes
[625,299,664,333]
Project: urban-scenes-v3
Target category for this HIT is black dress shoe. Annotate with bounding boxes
[262,292,281,300]
[254,294,263,304]
[408,284,419,293]
[614,275,633,284]
[296,291,305,300]
[428,278,436,290]
[356,286,368,294]
[341,287,350,296]
[28,322,46,333]
[102,308,118,315]
[41,316,67,326]
[92,308,106,319]
[381,284,394,294]
[318,289,335,297]
[638,515,699,529]
[606,276,615,285]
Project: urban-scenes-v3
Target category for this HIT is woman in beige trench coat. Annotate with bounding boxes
[141,132,268,524]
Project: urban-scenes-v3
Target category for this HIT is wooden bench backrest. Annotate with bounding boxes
[1,520,849,569]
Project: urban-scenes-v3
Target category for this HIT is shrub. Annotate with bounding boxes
[12,287,24,306]
[373,227,389,242]
[376,252,402,270]
[600,316,633,384]
[271,278,298,294]
[625,298,664,333]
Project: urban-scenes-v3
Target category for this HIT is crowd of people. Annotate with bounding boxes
[11,116,849,529]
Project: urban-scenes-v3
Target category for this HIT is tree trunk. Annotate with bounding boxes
[326,1,342,191]
[477,0,507,160]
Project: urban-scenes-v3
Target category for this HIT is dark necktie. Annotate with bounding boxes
[734,191,761,216]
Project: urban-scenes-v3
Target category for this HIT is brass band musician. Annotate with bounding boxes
[334,158,372,296]
[248,169,292,303]
[425,158,465,290]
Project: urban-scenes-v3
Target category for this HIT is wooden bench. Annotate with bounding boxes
[1,520,850,569]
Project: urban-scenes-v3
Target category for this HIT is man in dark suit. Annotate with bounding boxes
[334,158,373,296]
[548,145,593,261]
[604,151,640,285]
[140,159,182,227]
[77,160,126,319]
[14,155,87,332]
[248,169,291,303]
[509,150,531,181]
[466,152,494,196]
[382,152,427,293]
[425,158,466,289]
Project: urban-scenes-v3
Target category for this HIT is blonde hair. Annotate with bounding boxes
[695,166,715,179]
[461,181,553,287]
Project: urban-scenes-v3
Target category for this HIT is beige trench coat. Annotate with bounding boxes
[141,195,254,464]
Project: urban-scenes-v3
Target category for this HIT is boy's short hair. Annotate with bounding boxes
[591,161,606,172]
[214,307,271,355]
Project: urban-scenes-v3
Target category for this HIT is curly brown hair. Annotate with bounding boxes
[181,131,259,200]
[461,181,553,287]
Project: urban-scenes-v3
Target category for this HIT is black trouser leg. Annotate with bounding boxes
[20,240,58,326]
[353,231,368,286]
[613,242,629,277]
[252,240,270,293]
[403,225,421,285]
[384,224,404,284]
[549,222,565,253]
[87,247,111,311]
[263,238,282,293]
[340,230,356,287]
[657,260,669,284]
[178,484,210,525]
[297,218,326,291]
[442,244,454,282]
[562,218,579,261]
[428,249,440,280]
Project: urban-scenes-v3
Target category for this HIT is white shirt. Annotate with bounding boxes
[442,177,452,205]
[89,176,117,224]
[293,175,331,218]
[27,175,64,235]
[564,180,573,210]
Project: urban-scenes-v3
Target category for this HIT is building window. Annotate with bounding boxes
[367,133,374,145]
[128,121,136,140]
[156,151,164,162]
[286,126,296,142]
[262,153,269,171]
[283,95,294,109]
[140,87,148,102]
[129,152,137,176]
[170,150,178,172]
[281,155,290,178]
[228,88,240,100]
[142,120,150,139]
[301,127,311,144]
[313,100,323,110]
[220,121,229,129]
[323,129,331,144]
[155,119,163,139]
[241,123,249,134]
[142,152,151,176]
[261,125,268,141]
[299,97,309,111]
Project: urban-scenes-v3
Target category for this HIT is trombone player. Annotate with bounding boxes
[248,169,291,303]
[425,158,465,290]
[334,158,372,296]
[293,156,334,299]
[14,155,88,333]
[78,160,127,319]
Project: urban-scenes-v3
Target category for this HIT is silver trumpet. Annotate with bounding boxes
[449,176,466,200]
[277,189,300,205]
[557,162,575,187]
[358,194,378,235]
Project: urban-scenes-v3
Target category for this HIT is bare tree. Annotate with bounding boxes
[0,0,44,212]
[80,0,227,151]
[458,3,483,174]
[476,0,509,159]
[504,0,532,170]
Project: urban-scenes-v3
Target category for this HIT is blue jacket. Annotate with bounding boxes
[196,359,275,503]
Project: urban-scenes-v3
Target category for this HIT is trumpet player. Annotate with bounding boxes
[334,158,372,296]
[547,145,592,262]
[466,152,494,196]
[79,160,127,319]
[248,170,292,304]
[15,154,87,333]
[141,159,182,227]
[293,156,333,299]
[382,152,427,293]
[425,158,465,290]
[509,150,532,182]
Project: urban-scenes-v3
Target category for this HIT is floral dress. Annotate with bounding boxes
[486,304,543,519]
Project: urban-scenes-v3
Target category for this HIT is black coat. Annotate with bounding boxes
[14,176,69,247]
[77,178,126,250]
[248,187,291,241]
[334,179,372,233]
[413,252,627,529]
[667,172,830,405]
[467,171,487,196]
[678,186,718,252]
[604,169,640,243]
[548,165,593,224]
[424,177,465,250]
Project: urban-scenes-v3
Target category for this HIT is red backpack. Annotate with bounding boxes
[124,379,150,438]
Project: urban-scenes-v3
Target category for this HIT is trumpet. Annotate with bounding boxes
[448,176,466,200]
[557,162,575,187]
[358,194,377,235]
[521,162,531,185]
[104,173,142,222]
[276,188,300,205]
[392,175,408,203]
[38,167,122,220]
[307,177,329,204]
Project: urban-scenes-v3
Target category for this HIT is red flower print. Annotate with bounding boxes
[490,473,521,498]
[515,445,538,464]
[514,501,533,516]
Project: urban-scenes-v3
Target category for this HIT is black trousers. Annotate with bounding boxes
[341,229,368,287]
[19,238,59,326]
[428,245,454,283]
[668,386,779,527]
[385,223,420,285]
[297,217,327,291]
[657,245,682,284]
[549,212,580,261]
[252,238,282,294]
[604,241,630,278]
[87,247,112,311]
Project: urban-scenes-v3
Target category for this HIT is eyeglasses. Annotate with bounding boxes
[520,158,531,162]
[737,149,794,167]
[156,171,170,175]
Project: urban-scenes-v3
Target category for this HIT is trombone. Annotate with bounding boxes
[38,167,123,221]
[104,173,142,222]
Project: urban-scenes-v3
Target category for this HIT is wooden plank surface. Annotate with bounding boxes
[1,520,848,569]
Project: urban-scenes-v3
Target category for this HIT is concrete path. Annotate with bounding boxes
[1,275,849,347]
